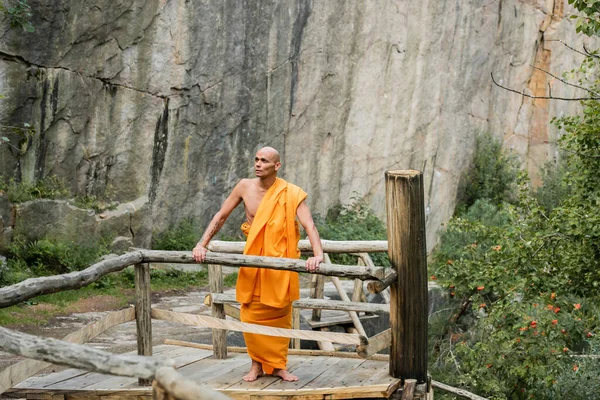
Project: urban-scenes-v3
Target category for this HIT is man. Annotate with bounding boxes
[192,146,324,382]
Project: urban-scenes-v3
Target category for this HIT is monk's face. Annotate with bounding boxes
[254,148,281,178]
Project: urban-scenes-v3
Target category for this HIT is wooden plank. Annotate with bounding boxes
[177,353,249,383]
[139,250,387,281]
[386,170,428,383]
[84,347,213,390]
[203,361,252,389]
[300,358,365,389]
[337,360,385,388]
[207,240,388,254]
[224,356,306,391]
[154,366,232,400]
[151,309,367,346]
[209,264,227,359]
[134,263,152,386]
[1,308,135,394]
[265,355,341,390]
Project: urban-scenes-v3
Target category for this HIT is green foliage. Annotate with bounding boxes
[223,272,238,287]
[315,197,389,266]
[152,218,200,251]
[568,0,600,36]
[0,0,34,32]
[431,78,600,397]
[457,132,519,212]
[6,235,111,277]
[533,161,571,213]
[0,175,70,203]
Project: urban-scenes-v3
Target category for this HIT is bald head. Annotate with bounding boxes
[255,146,282,179]
[257,146,280,163]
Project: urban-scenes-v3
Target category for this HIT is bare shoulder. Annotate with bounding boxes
[234,178,257,195]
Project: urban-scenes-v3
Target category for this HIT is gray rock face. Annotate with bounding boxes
[0,0,596,250]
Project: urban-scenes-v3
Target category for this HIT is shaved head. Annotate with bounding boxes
[257,146,280,163]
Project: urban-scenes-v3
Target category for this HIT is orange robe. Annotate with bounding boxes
[236,177,307,374]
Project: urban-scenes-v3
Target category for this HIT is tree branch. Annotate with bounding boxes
[547,39,597,58]
[491,73,600,101]
[529,64,600,97]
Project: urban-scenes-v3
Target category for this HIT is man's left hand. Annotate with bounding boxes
[305,255,323,272]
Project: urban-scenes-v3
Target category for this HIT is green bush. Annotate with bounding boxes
[315,197,389,267]
[457,132,519,212]
[533,161,571,213]
[152,218,200,251]
[7,235,111,276]
[0,175,70,203]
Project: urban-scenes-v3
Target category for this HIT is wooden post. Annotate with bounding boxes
[385,170,428,384]
[292,308,301,349]
[209,265,227,359]
[134,263,152,386]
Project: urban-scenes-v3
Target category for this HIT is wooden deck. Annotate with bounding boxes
[4,344,400,400]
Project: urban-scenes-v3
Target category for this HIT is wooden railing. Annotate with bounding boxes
[0,170,437,399]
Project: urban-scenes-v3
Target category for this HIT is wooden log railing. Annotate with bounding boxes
[205,293,390,314]
[207,239,388,254]
[0,325,230,400]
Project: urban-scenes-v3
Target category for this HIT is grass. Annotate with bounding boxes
[0,269,209,327]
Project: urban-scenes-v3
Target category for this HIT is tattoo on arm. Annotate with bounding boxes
[200,218,224,246]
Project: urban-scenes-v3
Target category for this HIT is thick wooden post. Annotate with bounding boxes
[134,263,152,386]
[385,170,428,384]
[209,265,227,359]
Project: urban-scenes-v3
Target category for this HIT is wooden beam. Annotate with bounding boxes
[154,366,232,400]
[0,252,143,309]
[207,239,388,254]
[366,269,398,295]
[326,254,367,337]
[223,304,240,320]
[134,263,152,386]
[207,293,390,314]
[0,326,171,380]
[139,250,387,281]
[357,329,391,359]
[151,308,367,346]
[163,339,390,361]
[0,308,135,394]
[208,264,227,359]
[431,380,488,400]
[386,170,428,383]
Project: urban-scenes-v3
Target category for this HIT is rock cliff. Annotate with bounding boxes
[0,0,595,250]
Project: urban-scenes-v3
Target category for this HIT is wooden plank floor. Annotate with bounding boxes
[4,345,399,400]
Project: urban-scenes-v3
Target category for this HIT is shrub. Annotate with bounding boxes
[315,197,389,266]
[457,132,519,212]
[7,235,111,276]
[152,218,200,251]
[0,175,70,203]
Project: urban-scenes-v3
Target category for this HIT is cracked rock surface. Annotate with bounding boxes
[0,0,597,249]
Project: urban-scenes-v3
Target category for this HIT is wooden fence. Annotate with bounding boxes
[0,170,439,399]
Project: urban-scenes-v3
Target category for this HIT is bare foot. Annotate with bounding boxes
[243,360,264,382]
[273,369,298,382]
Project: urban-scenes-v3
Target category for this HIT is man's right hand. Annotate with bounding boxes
[192,244,208,262]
